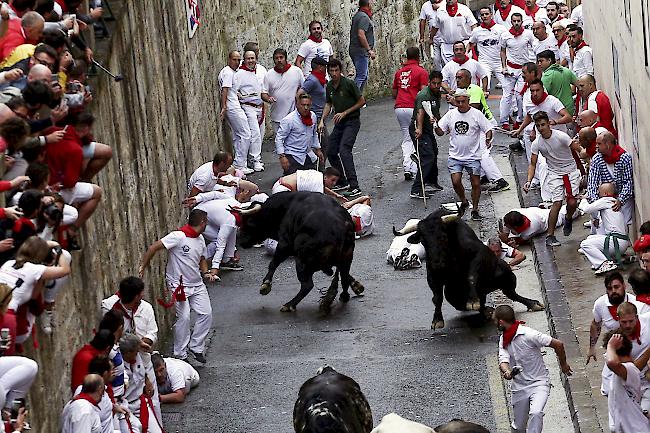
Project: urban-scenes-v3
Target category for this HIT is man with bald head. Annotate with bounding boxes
[61,373,104,433]
[0,11,44,61]
[575,74,616,135]
[587,131,634,228]
[577,126,598,164]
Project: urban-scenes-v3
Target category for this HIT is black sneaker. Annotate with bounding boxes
[509,141,524,152]
[221,260,244,271]
[471,211,483,221]
[341,188,362,197]
[331,184,349,192]
[404,172,414,181]
[480,175,490,185]
[410,191,431,199]
[563,218,573,236]
[545,235,561,247]
[488,179,510,193]
[426,183,443,192]
[190,350,207,364]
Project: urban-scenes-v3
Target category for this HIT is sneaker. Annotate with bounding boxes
[408,254,422,268]
[240,167,254,175]
[595,260,618,275]
[563,218,573,236]
[509,141,524,152]
[173,354,189,362]
[545,235,561,247]
[41,309,54,335]
[470,211,483,221]
[410,191,431,199]
[341,188,362,197]
[488,178,510,193]
[404,172,414,181]
[480,175,490,185]
[190,350,207,364]
[220,260,244,271]
[331,183,349,192]
[458,201,470,216]
[253,162,265,172]
[426,183,443,192]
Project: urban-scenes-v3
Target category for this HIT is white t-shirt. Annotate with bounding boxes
[160,230,207,287]
[484,240,515,260]
[498,325,553,392]
[419,1,443,42]
[508,207,550,240]
[608,363,650,433]
[493,5,525,29]
[296,169,324,193]
[533,34,560,60]
[530,129,576,175]
[159,358,188,395]
[234,68,263,105]
[431,3,477,45]
[572,45,593,79]
[437,107,492,161]
[441,58,486,90]
[0,261,46,310]
[500,30,536,66]
[101,295,159,343]
[296,38,333,76]
[558,38,571,66]
[631,313,650,360]
[218,66,240,110]
[195,197,240,243]
[523,93,567,133]
[593,294,639,332]
[263,66,305,122]
[188,161,218,193]
[522,8,549,30]
[579,198,628,237]
[73,386,113,433]
[60,399,102,433]
[570,5,583,29]
[469,24,507,65]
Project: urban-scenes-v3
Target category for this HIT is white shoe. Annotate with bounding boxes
[577,248,585,255]
[253,162,264,172]
[583,221,592,229]
[241,167,254,175]
[41,309,54,335]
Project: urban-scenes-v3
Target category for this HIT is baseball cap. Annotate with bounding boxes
[311,56,328,67]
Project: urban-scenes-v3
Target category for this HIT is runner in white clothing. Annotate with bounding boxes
[502,205,574,244]
[552,20,571,67]
[262,48,305,133]
[495,305,572,433]
[493,0,525,30]
[187,152,235,197]
[295,20,334,77]
[419,0,444,70]
[521,0,549,30]
[61,374,104,433]
[139,209,216,363]
[235,51,265,172]
[616,302,650,413]
[430,0,477,64]
[568,25,593,78]
[468,8,507,90]
[441,41,488,92]
[531,21,559,59]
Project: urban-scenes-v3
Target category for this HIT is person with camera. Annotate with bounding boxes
[495,304,572,433]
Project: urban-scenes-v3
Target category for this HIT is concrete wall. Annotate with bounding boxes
[27,0,444,430]
[584,0,650,226]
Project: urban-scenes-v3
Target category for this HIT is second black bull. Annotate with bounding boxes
[394,209,544,329]
[232,192,364,313]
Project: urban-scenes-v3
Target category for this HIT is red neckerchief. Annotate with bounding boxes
[73,393,100,408]
[13,217,36,233]
[301,112,314,126]
[274,63,292,74]
[446,3,459,16]
[352,216,362,233]
[499,3,512,21]
[178,224,200,238]
[633,235,650,253]
[557,35,567,47]
[519,82,529,96]
[512,216,531,234]
[311,69,327,86]
[502,320,525,348]
[239,63,256,72]
[602,145,625,165]
[637,294,650,305]
[524,4,539,19]
[575,41,588,51]
[532,92,549,105]
[308,34,322,43]
[481,20,497,30]
[111,298,138,331]
[229,210,243,227]
[607,305,620,321]
[453,54,469,65]
[509,26,525,37]
[629,320,642,345]
[359,6,373,18]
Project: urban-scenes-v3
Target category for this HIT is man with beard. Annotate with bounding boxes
[295,20,334,77]
[568,25,593,78]
[262,48,304,134]
[495,304,572,433]
[430,0,477,65]
[493,0,525,30]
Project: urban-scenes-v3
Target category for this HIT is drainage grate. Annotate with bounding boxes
[162,412,182,423]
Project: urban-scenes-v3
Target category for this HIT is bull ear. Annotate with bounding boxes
[406,232,422,244]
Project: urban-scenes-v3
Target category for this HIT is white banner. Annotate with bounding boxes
[185,0,201,38]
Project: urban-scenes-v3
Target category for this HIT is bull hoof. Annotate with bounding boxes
[319,302,332,315]
[260,281,272,295]
[466,299,481,311]
[528,302,545,312]
[280,304,296,313]
[431,320,445,330]
[339,291,350,303]
[350,280,365,295]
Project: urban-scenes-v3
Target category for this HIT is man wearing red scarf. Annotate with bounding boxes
[235,50,265,173]
[392,47,429,180]
[575,75,617,136]
[262,48,305,134]
[139,209,215,364]
[299,56,329,165]
[418,0,444,70]
[0,12,44,62]
[521,0,549,30]
[551,21,570,67]
[441,41,487,93]
[349,0,375,90]
[468,7,507,91]
[502,205,572,245]
[568,25,593,78]
[295,20,333,77]
[616,302,650,412]
[61,374,104,433]
[495,305,572,433]
[430,0,477,64]
[493,0,525,29]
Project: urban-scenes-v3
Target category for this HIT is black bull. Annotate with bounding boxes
[394,209,544,329]
[234,192,364,313]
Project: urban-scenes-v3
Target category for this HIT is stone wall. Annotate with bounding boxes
[25,0,459,430]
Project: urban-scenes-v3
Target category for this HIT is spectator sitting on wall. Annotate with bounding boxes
[152,352,200,404]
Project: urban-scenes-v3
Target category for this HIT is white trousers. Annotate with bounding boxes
[500,68,524,124]
[173,283,213,358]
[430,38,443,72]
[440,42,456,65]
[0,356,38,408]
[226,108,252,169]
[479,61,504,90]
[43,249,71,303]
[580,235,630,268]
[479,137,503,181]
[394,108,417,174]
[242,105,263,164]
[511,384,550,433]
[206,224,237,269]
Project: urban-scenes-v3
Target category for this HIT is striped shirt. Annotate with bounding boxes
[587,152,634,203]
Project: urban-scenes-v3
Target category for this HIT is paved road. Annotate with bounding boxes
[162,97,564,433]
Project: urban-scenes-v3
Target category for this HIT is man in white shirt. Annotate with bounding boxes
[262,48,305,133]
[570,1,583,29]
[430,0,477,64]
[243,41,269,142]
[494,0,525,29]
[615,302,650,413]
[234,51,265,172]
[218,51,252,174]
[61,374,104,433]
[521,0,549,30]
[502,205,573,244]
[499,13,535,129]
[531,21,559,59]
[152,353,200,404]
[434,89,493,221]
[523,111,579,247]
[187,152,235,197]
[139,209,216,364]
[441,41,487,93]
[485,236,526,267]
[468,7,507,90]
[419,0,444,71]
[295,20,334,77]
[495,305,572,433]
[568,25,593,78]
[545,1,564,25]
[551,20,571,67]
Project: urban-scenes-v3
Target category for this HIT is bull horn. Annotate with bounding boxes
[393,219,419,236]
[238,203,262,216]
[441,214,459,223]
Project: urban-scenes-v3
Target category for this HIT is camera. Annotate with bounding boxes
[62,92,84,108]
[0,327,10,352]
[42,203,63,225]
[10,399,25,424]
[45,245,63,266]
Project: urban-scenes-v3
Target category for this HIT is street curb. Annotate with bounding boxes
[508,151,603,433]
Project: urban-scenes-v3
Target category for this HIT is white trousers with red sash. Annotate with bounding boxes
[173,283,212,358]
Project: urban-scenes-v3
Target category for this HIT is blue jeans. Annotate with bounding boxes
[351,53,369,91]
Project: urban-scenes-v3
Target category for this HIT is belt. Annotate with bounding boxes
[242,101,263,108]
[507,61,523,69]
[604,232,630,264]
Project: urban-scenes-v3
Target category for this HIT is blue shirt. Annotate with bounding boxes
[587,152,634,203]
[301,74,326,118]
[275,110,320,165]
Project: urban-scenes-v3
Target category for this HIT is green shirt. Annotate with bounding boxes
[541,64,577,115]
[412,86,441,134]
[467,84,493,121]
[326,76,362,120]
